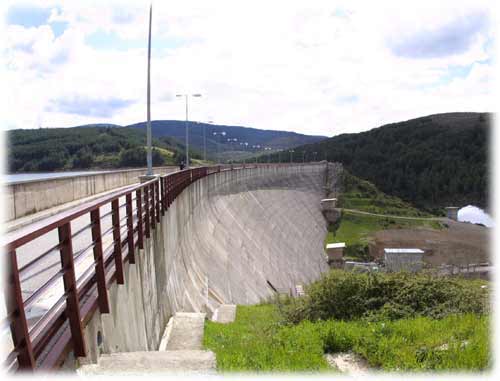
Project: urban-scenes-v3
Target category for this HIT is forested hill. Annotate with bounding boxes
[7,126,190,172]
[292,112,491,212]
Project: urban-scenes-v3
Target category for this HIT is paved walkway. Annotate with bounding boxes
[342,208,444,221]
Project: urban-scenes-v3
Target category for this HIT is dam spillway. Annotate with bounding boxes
[4,163,342,369]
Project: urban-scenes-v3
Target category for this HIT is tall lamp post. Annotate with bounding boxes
[146,4,153,176]
[204,120,213,162]
[176,93,202,168]
[240,141,248,163]
[213,131,226,164]
[227,138,238,163]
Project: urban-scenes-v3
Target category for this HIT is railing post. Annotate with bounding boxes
[136,189,144,250]
[111,200,125,284]
[58,223,86,357]
[144,185,151,238]
[6,250,36,370]
[125,193,135,264]
[149,183,156,230]
[90,208,110,313]
[160,177,166,215]
[155,180,160,223]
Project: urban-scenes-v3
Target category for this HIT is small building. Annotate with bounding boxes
[384,248,425,273]
[325,242,345,268]
[445,207,459,221]
[321,198,338,210]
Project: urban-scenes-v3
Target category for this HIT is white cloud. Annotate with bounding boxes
[1,0,495,136]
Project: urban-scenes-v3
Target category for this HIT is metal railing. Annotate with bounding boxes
[3,163,319,371]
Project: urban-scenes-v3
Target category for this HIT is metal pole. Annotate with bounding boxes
[203,124,206,162]
[146,4,153,176]
[185,95,189,168]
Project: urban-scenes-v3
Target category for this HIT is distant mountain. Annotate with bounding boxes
[271,112,491,212]
[126,120,327,159]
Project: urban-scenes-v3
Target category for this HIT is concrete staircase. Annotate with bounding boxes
[78,312,216,375]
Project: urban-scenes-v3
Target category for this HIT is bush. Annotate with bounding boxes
[280,270,489,323]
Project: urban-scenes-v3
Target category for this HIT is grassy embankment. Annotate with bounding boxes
[204,271,490,373]
[326,172,442,261]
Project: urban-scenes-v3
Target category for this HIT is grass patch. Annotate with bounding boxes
[328,212,441,246]
[203,304,330,372]
[204,304,490,372]
[325,212,442,260]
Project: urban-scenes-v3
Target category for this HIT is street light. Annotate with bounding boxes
[240,141,248,163]
[227,138,238,163]
[176,93,202,168]
[277,149,283,163]
[289,149,295,163]
[213,131,226,164]
[252,145,261,163]
[146,4,153,176]
[204,120,213,162]
[264,147,272,163]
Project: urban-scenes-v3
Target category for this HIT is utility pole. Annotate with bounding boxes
[146,4,153,176]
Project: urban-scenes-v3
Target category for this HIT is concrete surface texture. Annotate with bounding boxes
[160,164,330,315]
[163,313,206,350]
[77,350,216,375]
[5,166,177,221]
[212,304,237,324]
[78,312,215,375]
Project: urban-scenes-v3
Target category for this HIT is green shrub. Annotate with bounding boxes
[281,270,489,323]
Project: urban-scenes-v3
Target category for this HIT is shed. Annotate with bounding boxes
[325,242,346,263]
[384,248,425,272]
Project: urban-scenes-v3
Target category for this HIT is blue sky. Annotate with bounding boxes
[2,0,495,136]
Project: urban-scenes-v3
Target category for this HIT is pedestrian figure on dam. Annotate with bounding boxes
[179,160,185,170]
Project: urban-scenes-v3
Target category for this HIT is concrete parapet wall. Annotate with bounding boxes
[5,166,177,221]
[80,164,332,366]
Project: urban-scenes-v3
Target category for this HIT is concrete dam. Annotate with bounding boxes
[4,163,342,370]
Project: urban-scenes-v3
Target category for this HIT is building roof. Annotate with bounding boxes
[384,248,424,254]
[326,242,346,249]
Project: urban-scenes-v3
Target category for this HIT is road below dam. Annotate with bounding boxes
[76,163,342,363]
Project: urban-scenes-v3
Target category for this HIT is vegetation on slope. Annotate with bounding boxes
[204,271,491,372]
[280,270,489,323]
[273,112,491,211]
[326,171,441,261]
[7,126,202,172]
[339,170,433,216]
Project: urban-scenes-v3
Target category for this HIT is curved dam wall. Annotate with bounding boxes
[78,163,334,366]
[162,163,330,313]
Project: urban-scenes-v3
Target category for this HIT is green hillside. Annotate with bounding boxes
[269,112,491,211]
[7,126,199,172]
